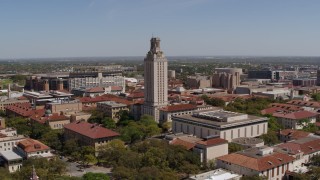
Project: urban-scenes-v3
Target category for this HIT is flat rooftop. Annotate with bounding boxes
[189,168,241,180]
[173,110,267,128]
[165,133,202,144]
[259,90,290,95]
[232,137,264,145]
[97,101,127,107]
[0,150,23,161]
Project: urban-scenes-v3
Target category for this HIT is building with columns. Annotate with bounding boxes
[142,37,168,122]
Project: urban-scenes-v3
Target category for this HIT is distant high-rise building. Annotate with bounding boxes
[168,70,176,79]
[212,68,242,91]
[142,37,168,122]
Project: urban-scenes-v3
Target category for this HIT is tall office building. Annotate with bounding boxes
[142,37,168,122]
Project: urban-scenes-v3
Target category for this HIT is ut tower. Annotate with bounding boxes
[142,37,168,122]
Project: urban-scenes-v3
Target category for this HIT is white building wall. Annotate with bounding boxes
[217,160,294,180]
[173,120,267,141]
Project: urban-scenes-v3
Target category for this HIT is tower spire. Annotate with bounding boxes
[30,165,39,180]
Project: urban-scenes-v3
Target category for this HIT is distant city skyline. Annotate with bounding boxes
[1,0,320,58]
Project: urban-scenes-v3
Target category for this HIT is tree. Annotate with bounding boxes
[225,97,274,116]
[160,121,171,132]
[41,130,63,151]
[83,154,97,166]
[312,93,320,101]
[63,139,79,156]
[0,168,12,180]
[0,110,6,117]
[112,166,137,179]
[98,139,127,165]
[310,154,320,166]
[266,116,283,132]
[30,122,52,139]
[87,110,104,124]
[117,110,133,126]
[83,172,110,180]
[260,131,280,145]
[5,117,31,136]
[79,146,97,167]
[13,157,67,180]
[120,122,144,143]
[101,117,116,129]
[228,143,244,153]
[205,159,216,170]
[202,95,225,107]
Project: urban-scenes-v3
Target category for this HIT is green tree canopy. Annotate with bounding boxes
[83,172,110,180]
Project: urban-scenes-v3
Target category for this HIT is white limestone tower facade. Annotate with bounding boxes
[142,37,168,122]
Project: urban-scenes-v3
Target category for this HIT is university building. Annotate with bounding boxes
[172,109,268,142]
[142,37,168,122]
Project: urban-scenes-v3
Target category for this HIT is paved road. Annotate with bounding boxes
[62,158,112,177]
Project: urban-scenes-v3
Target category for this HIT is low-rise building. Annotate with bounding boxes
[286,100,320,111]
[188,168,241,180]
[0,127,18,137]
[186,75,212,89]
[47,101,82,114]
[159,104,197,123]
[276,137,320,168]
[0,150,23,172]
[96,101,129,121]
[63,121,119,154]
[278,129,311,142]
[292,78,317,87]
[172,110,268,142]
[252,89,291,100]
[0,134,25,152]
[217,146,295,180]
[5,103,45,118]
[30,112,70,129]
[0,98,29,112]
[166,133,228,163]
[79,94,132,110]
[0,138,53,173]
[16,138,54,159]
[273,111,317,129]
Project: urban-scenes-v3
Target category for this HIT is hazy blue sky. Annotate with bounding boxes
[1,0,320,58]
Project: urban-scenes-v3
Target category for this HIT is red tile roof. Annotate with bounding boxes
[64,121,119,139]
[5,103,45,118]
[159,104,197,112]
[170,138,196,150]
[111,86,123,91]
[277,138,320,155]
[287,100,320,108]
[17,138,50,153]
[196,138,228,147]
[79,94,133,105]
[270,103,302,111]
[86,87,105,93]
[30,113,69,124]
[217,152,295,171]
[261,107,285,115]
[272,111,317,120]
[127,91,144,99]
[261,103,303,115]
[279,129,310,140]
